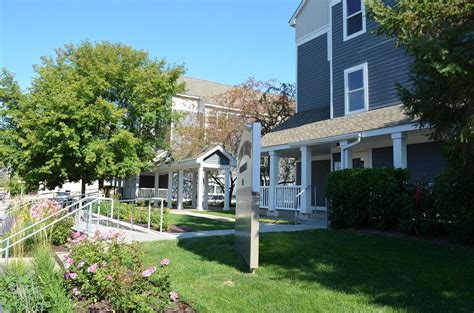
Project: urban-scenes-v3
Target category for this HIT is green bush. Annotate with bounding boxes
[94,201,169,231]
[326,167,474,243]
[326,168,411,230]
[64,229,176,311]
[50,218,74,246]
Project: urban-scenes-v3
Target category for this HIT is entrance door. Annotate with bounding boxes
[352,151,370,169]
[312,159,331,207]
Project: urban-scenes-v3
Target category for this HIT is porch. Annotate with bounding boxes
[259,116,441,218]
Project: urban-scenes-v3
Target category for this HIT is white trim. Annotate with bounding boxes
[289,0,307,26]
[330,0,341,5]
[344,62,369,115]
[261,144,292,153]
[343,0,366,41]
[329,2,334,119]
[296,25,330,46]
[311,155,331,161]
[361,122,419,138]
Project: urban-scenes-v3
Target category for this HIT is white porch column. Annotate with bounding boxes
[268,151,279,211]
[223,168,231,211]
[177,170,184,210]
[340,140,353,169]
[203,171,209,210]
[167,171,173,209]
[392,132,407,168]
[191,171,197,208]
[300,146,312,213]
[154,170,160,207]
[134,174,140,199]
[196,166,204,211]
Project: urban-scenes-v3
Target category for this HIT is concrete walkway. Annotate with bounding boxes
[76,218,327,243]
[169,209,235,222]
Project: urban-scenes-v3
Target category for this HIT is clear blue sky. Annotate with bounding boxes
[0,0,298,90]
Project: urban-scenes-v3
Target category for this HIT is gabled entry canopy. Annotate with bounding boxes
[156,145,236,172]
[155,145,236,211]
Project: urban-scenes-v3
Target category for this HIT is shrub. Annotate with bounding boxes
[0,244,72,312]
[50,218,75,246]
[94,201,169,231]
[326,168,411,230]
[326,167,474,243]
[64,229,177,311]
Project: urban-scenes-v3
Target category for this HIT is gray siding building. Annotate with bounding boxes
[259,0,446,218]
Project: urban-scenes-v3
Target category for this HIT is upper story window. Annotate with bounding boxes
[344,63,368,115]
[343,0,366,41]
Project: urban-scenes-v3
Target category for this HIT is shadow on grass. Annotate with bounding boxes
[176,229,474,312]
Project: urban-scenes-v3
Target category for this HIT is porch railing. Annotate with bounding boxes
[275,186,302,210]
[259,186,269,208]
[138,188,168,199]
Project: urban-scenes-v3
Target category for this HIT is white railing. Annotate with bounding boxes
[0,196,112,263]
[275,185,302,210]
[260,186,269,208]
[1,196,167,264]
[138,188,168,199]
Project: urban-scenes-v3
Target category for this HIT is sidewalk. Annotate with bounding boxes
[76,219,327,243]
[169,209,235,222]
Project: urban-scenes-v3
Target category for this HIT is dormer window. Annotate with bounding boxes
[343,0,366,41]
[344,63,368,115]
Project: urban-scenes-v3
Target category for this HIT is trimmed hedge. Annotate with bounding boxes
[326,168,474,243]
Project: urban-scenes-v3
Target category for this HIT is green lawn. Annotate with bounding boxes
[168,213,234,231]
[193,209,236,219]
[140,230,474,312]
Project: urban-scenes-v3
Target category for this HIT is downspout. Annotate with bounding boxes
[340,133,362,169]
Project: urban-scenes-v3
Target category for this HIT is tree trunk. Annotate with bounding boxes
[81,178,86,198]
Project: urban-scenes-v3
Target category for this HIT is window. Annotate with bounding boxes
[343,0,366,41]
[344,63,368,115]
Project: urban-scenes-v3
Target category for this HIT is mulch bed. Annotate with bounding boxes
[168,224,194,233]
[85,300,195,313]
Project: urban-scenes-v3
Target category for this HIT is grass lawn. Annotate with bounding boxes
[140,230,474,312]
[193,210,296,224]
[168,213,234,231]
[193,209,236,219]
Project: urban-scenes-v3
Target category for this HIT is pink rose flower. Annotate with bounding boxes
[160,258,170,266]
[169,291,179,301]
[87,263,98,273]
[72,287,81,297]
[71,231,81,239]
[142,266,157,277]
[77,260,85,269]
[94,229,101,237]
[69,272,77,279]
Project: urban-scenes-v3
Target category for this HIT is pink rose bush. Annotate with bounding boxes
[30,199,62,221]
[63,230,176,311]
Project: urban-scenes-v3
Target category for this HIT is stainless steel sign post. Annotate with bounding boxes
[235,122,261,272]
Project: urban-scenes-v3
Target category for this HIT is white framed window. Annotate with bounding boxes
[343,0,366,41]
[344,63,368,115]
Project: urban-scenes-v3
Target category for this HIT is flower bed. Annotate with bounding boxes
[63,229,182,311]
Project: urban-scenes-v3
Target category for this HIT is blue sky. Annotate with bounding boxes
[0,0,298,90]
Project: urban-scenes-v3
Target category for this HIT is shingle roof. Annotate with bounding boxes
[261,104,414,148]
[271,106,330,132]
[178,76,235,102]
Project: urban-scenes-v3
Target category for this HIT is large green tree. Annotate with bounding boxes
[0,41,184,194]
[366,0,474,167]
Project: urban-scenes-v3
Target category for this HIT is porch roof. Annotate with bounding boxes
[261,104,414,148]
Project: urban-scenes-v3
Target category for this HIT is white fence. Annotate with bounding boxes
[260,186,269,208]
[138,188,168,199]
[259,185,308,210]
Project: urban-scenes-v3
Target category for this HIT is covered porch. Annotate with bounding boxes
[259,105,444,219]
[149,146,237,211]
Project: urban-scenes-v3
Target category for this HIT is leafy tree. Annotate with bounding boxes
[366,0,474,167]
[0,41,184,194]
[173,78,295,206]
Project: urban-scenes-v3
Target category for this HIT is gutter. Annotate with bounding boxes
[340,133,362,169]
